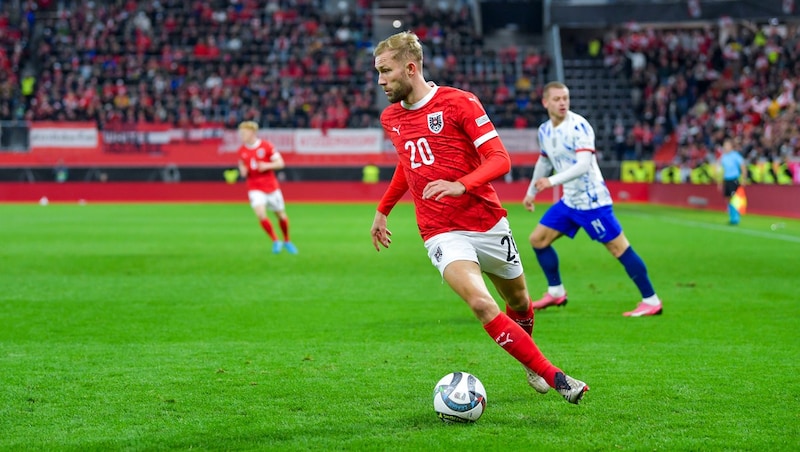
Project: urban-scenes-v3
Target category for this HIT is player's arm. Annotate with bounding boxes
[377,163,409,216]
[372,164,408,251]
[238,159,248,178]
[257,153,285,172]
[535,150,593,190]
[454,95,512,193]
[458,136,511,191]
[523,153,553,211]
[422,136,510,201]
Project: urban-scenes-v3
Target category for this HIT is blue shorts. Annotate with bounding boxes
[540,200,623,243]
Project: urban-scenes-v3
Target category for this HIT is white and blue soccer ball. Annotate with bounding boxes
[433,372,487,423]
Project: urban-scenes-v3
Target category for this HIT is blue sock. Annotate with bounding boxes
[617,247,655,298]
[533,246,561,286]
[728,203,740,224]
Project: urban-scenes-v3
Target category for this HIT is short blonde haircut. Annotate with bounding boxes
[374,31,423,67]
[238,121,259,132]
[543,81,569,98]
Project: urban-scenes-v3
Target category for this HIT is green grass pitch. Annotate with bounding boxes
[1,201,798,450]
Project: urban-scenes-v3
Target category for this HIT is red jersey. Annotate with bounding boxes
[378,86,509,240]
[238,139,281,193]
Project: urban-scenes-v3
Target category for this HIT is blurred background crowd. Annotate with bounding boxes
[0,0,798,170]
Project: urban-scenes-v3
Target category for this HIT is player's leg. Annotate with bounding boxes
[487,273,533,335]
[273,209,297,254]
[269,190,292,242]
[529,201,577,310]
[442,261,587,403]
[529,224,565,304]
[476,218,548,394]
[267,190,297,254]
[486,272,548,394]
[585,210,662,317]
[474,219,587,401]
[249,190,279,247]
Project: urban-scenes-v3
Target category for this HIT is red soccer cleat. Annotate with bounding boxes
[622,301,663,317]
[531,292,568,310]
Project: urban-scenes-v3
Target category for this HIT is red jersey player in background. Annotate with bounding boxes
[237,121,298,254]
[369,31,588,404]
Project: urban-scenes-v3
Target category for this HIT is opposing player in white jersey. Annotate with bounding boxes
[523,82,662,317]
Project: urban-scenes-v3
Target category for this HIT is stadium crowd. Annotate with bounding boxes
[601,19,800,173]
[2,0,797,175]
[0,0,548,130]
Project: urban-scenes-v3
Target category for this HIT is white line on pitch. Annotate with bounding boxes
[626,212,800,244]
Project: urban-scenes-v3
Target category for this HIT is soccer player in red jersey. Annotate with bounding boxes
[369,31,588,404]
[237,121,298,254]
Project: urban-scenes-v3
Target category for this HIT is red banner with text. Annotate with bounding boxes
[1,123,542,167]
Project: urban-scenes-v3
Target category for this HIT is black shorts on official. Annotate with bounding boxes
[723,179,739,198]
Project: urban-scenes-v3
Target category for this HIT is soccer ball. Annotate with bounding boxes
[432,372,487,423]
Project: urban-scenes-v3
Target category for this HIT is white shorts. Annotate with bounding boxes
[423,217,524,279]
[248,189,286,211]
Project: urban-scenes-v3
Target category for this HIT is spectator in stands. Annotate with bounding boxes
[601,19,800,168]
[3,0,550,136]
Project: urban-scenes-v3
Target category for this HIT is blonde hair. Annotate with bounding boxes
[238,121,259,132]
[543,81,569,98]
[374,31,424,67]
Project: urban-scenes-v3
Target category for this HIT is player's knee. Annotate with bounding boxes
[529,231,548,248]
[507,291,531,311]
[467,297,500,323]
[606,234,630,258]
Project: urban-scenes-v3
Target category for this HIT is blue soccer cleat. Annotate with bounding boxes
[283,242,298,254]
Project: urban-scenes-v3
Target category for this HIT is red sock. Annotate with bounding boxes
[483,313,561,387]
[259,219,278,241]
[506,301,534,336]
[279,218,290,241]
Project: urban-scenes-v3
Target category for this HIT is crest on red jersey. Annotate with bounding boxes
[257,148,266,158]
[427,112,444,134]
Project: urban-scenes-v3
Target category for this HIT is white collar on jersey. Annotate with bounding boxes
[244,138,262,149]
[550,111,576,130]
[401,83,439,111]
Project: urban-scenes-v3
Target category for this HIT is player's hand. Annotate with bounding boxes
[370,211,392,251]
[533,177,552,192]
[423,180,466,201]
[523,195,536,212]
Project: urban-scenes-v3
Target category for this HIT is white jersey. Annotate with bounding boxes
[538,111,613,210]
